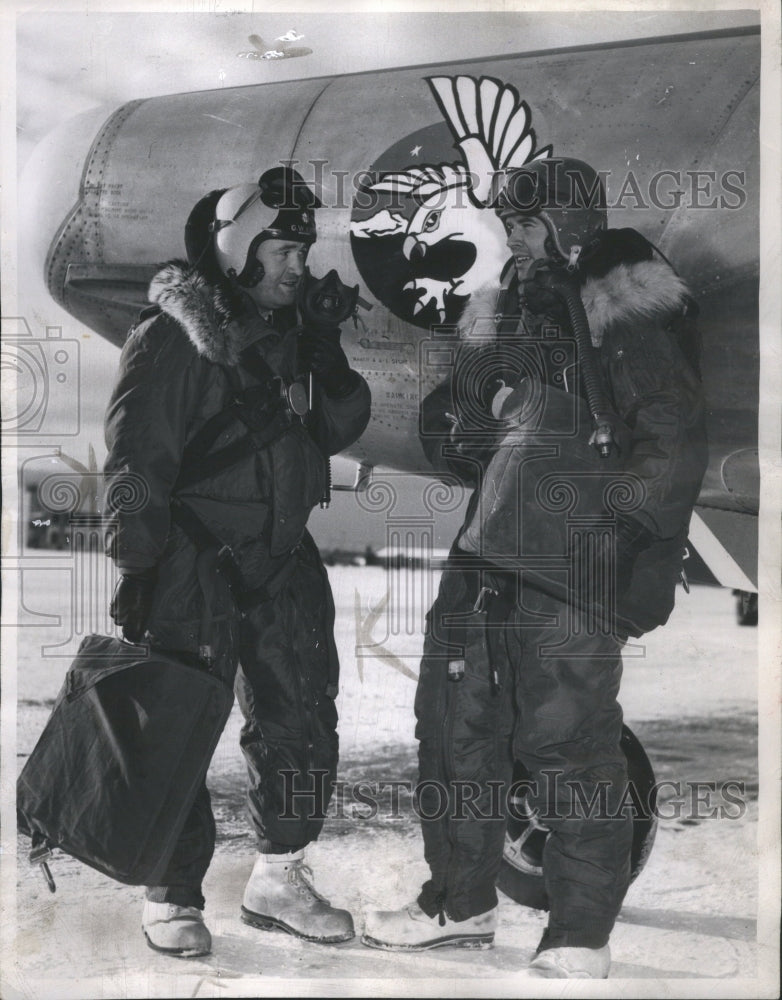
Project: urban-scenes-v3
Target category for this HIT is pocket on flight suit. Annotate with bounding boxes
[445,607,515,782]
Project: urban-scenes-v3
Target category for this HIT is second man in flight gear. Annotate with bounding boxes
[362,157,707,978]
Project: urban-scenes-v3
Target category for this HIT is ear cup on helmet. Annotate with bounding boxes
[185,188,227,279]
[232,237,266,288]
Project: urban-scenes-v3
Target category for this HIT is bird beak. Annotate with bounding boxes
[403,235,426,261]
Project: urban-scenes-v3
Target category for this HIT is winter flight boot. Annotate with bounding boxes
[240,850,355,943]
[142,900,212,957]
[362,901,497,951]
[527,944,611,978]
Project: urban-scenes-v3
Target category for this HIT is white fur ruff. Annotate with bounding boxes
[148,261,239,365]
[459,259,689,347]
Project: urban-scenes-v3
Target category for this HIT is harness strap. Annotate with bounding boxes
[170,497,296,612]
[230,559,298,613]
[170,347,306,611]
[237,345,278,383]
[195,547,218,664]
[176,434,256,491]
[175,409,292,491]
[175,351,303,492]
[179,403,243,474]
[176,342,277,471]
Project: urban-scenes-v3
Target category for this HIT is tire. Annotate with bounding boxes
[497,724,658,911]
[734,590,758,626]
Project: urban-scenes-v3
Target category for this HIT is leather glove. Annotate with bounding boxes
[615,514,654,552]
[110,567,157,644]
[299,328,360,398]
[613,515,655,591]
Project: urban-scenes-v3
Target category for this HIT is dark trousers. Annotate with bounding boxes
[148,539,340,908]
[414,564,632,950]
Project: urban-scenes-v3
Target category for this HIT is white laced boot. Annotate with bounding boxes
[241,850,354,943]
[528,944,611,978]
[142,900,211,957]
[362,901,497,951]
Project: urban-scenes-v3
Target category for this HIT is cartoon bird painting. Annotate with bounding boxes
[237,31,312,60]
[351,76,551,323]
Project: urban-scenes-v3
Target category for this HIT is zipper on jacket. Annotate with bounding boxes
[614,344,639,403]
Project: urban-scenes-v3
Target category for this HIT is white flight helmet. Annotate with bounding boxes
[210,167,319,287]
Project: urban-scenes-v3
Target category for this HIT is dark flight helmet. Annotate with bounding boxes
[492,157,608,264]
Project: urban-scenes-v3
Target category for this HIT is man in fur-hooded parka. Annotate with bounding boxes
[363,159,707,977]
[104,170,370,948]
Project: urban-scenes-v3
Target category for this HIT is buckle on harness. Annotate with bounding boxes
[30,839,57,893]
[473,586,498,614]
[216,544,235,570]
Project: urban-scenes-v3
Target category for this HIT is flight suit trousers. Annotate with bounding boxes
[147,539,340,910]
[414,563,633,951]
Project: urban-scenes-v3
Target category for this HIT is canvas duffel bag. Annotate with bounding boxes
[17,633,234,887]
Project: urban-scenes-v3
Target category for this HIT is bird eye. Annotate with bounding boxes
[422,211,441,233]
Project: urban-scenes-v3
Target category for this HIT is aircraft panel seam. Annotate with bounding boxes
[287,80,334,166]
[658,69,760,247]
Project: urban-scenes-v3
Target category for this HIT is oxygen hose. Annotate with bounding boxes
[531,266,620,458]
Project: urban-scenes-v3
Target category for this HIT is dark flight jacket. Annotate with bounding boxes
[104,260,371,661]
[420,244,708,636]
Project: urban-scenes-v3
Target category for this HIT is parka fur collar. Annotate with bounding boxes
[459,257,690,348]
[148,260,243,366]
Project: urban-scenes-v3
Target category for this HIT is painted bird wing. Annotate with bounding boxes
[369,163,468,195]
[426,74,551,204]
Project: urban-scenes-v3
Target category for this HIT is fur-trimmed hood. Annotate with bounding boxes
[148,260,244,366]
[459,258,690,347]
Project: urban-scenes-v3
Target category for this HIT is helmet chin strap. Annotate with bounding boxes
[539,211,575,266]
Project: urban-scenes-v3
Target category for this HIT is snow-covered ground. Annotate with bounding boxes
[5,568,778,998]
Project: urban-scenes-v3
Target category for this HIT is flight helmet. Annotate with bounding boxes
[188,166,320,287]
[492,158,607,265]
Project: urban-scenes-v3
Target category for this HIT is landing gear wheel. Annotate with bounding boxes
[498,724,658,911]
[734,590,758,626]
